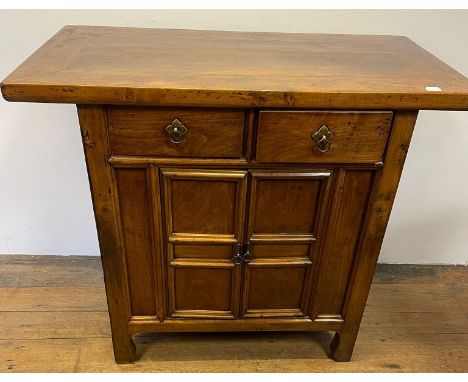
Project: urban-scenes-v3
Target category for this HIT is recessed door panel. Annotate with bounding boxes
[252,178,322,234]
[173,266,234,316]
[161,168,247,319]
[170,179,237,235]
[173,244,234,260]
[245,263,308,311]
[241,170,333,318]
[251,244,311,259]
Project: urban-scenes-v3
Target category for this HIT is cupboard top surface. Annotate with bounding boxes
[2,25,468,110]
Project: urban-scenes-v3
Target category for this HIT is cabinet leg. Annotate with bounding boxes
[330,328,358,362]
[112,333,138,364]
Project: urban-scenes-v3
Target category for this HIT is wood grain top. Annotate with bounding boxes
[2,25,468,109]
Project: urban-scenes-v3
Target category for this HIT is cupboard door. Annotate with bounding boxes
[241,170,333,318]
[161,168,247,319]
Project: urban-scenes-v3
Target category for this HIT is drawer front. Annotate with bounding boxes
[107,107,245,158]
[256,111,393,163]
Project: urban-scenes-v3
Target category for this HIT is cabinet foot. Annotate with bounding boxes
[112,335,139,364]
[330,331,357,362]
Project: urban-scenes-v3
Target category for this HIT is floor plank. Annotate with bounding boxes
[0,286,107,312]
[0,255,466,372]
[447,283,468,318]
[1,332,467,372]
[0,312,111,340]
[361,310,468,335]
[373,264,468,284]
[366,283,463,313]
[0,255,103,288]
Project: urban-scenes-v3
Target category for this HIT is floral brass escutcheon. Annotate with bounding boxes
[311,124,334,153]
[166,118,187,144]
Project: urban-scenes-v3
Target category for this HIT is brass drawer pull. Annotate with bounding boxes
[166,118,187,144]
[232,243,253,264]
[232,244,243,265]
[242,243,252,263]
[312,124,334,153]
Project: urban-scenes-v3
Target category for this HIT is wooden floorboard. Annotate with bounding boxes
[0,255,466,372]
[0,286,107,312]
[372,263,468,284]
[447,283,468,318]
[0,255,103,288]
[0,311,111,340]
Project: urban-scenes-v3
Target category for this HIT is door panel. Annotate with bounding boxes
[170,179,237,234]
[252,177,322,234]
[251,243,311,258]
[243,262,311,316]
[161,168,247,319]
[173,244,234,260]
[242,170,333,318]
[173,266,234,315]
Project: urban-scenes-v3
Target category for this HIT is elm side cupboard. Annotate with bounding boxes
[2,26,468,364]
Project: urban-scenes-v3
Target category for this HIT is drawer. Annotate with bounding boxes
[107,107,245,158]
[255,111,393,163]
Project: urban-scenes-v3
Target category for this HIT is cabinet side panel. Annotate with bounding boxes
[77,105,136,362]
[115,168,157,316]
[312,170,375,318]
[331,110,418,361]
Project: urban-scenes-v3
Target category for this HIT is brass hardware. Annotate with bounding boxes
[232,243,243,265]
[242,243,252,263]
[166,118,187,144]
[311,124,334,153]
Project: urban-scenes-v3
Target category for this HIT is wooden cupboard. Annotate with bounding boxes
[81,103,399,363]
[2,26,468,364]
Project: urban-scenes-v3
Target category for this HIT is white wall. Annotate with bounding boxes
[1,10,467,264]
